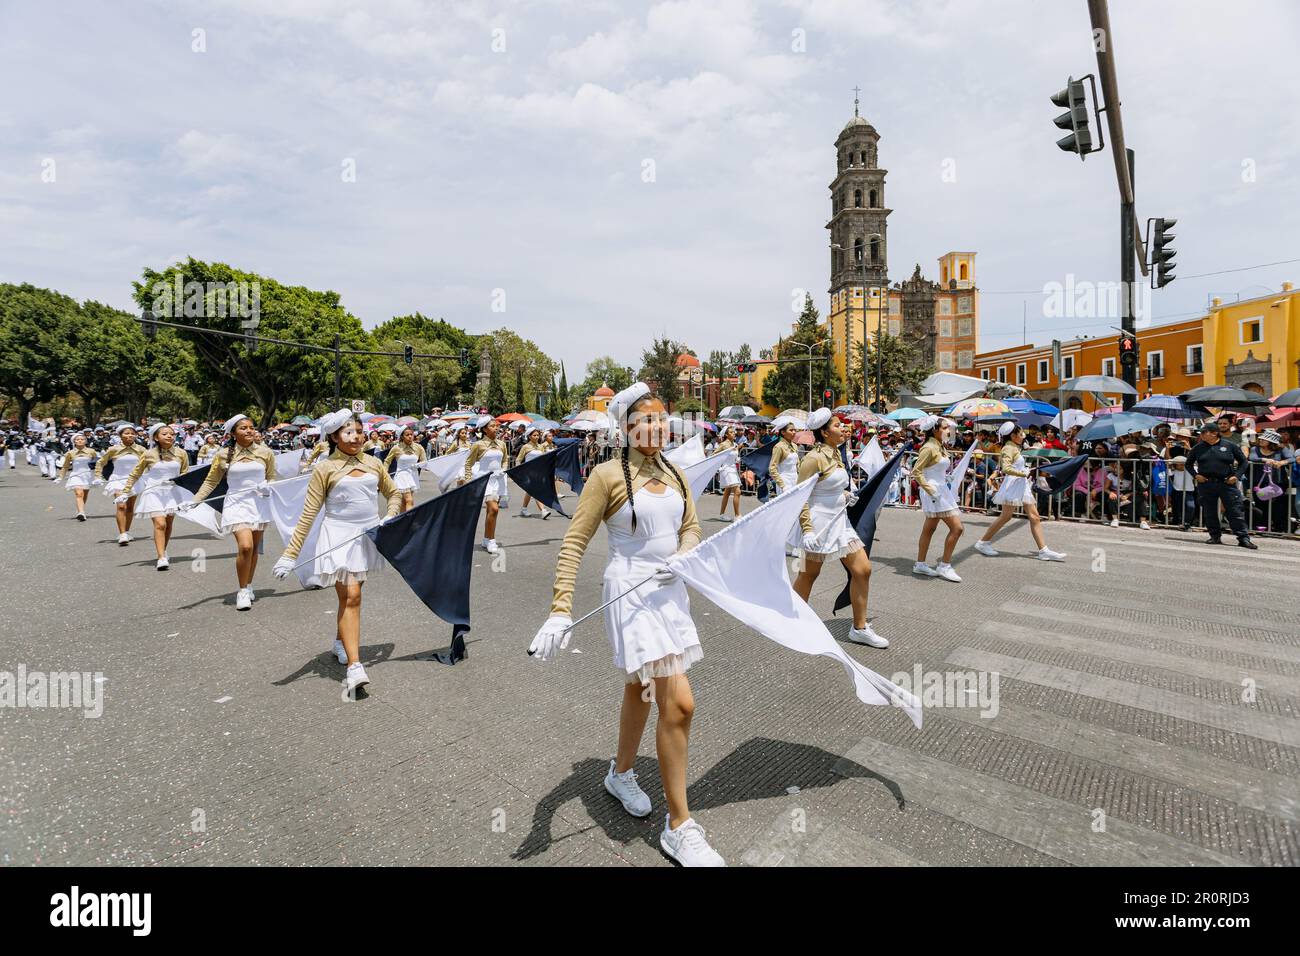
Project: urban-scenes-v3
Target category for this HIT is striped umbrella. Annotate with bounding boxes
[945,397,1012,420]
[1129,394,1206,421]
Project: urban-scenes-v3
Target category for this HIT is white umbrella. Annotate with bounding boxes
[1049,409,1093,431]
[1059,374,1138,395]
[567,420,604,432]
[718,405,755,420]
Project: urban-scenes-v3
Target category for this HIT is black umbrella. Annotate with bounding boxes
[1271,387,1300,409]
[740,414,771,425]
[1178,385,1272,409]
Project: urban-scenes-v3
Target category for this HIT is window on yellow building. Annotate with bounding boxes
[1240,317,1262,344]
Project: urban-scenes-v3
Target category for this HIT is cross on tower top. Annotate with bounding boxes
[852,86,861,117]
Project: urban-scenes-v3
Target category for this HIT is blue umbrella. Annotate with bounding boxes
[1130,394,1206,420]
[1074,412,1164,442]
[1004,398,1059,427]
[885,407,927,421]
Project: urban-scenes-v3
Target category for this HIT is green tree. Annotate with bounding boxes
[558,362,569,408]
[572,355,633,409]
[639,337,685,411]
[761,294,842,411]
[486,358,507,415]
[864,332,933,409]
[374,313,479,397]
[372,334,463,415]
[514,365,526,413]
[0,283,74,425]
[473,328,557,414]
[675,397,708,415]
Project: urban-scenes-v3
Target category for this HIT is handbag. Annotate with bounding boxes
[1255,466,1283,501]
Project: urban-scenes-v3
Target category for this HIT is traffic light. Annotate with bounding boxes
[459,347,470,369]
[735,362,757,373]
[1051,76,1096,159]
[1152,218,1177,288]
[823,388,833,403]
[141,309,157,340]
[403,345,414,365]
[1118,332,1140,371]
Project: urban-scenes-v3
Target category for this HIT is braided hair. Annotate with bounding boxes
[619,393,690,533]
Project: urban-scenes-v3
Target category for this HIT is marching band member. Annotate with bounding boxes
[96,424,143,545]
[116,423,189,570]
[182,414,277,610]
[514,426,553,519]
[974,422,1066,561]
[462,417,510,554]
[385,426,427,513]
[767,417,801,495]
[528,383,724,867]
[910,415,964,582]
[59,432,98,521]
[302,434,331,471]
[789,408,887,648]
[195,432,223,465]
[712,426,742,521]
[273,410,402,695]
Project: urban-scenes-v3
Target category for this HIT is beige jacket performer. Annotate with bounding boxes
[767,437,799,492]
[909,437,946,497]
[794,443,844,536]
[120,445,190,495]
[281,451,402,561]
[189,443,278,504]
[59,446,99,479]
[549,448,702,617]
[461,437,511,482]
[94,442,143,480]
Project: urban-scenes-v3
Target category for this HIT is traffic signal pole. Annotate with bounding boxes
[1120,147,1137,409]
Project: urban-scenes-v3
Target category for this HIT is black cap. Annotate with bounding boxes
[1199,422,1218,433]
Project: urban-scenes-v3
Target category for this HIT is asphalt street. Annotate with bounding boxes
[2,462,1297,866]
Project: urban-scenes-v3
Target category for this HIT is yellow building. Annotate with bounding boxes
[1201,282,1300,395]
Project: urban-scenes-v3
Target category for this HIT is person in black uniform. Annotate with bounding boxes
[1186,421,1257,549]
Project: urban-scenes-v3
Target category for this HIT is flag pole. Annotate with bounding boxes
[560,573,658,634]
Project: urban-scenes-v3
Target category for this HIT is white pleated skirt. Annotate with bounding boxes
[993,475,1034,506]
[307,475,385,587]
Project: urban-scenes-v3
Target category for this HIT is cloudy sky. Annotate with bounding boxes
[3,0,1297,379]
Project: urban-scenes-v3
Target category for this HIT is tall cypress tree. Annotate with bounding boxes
[558,362,569,410]
[514,365,525,413]
[487,354,507,415]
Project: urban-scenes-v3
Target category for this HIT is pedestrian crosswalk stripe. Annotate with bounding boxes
[1080,535,1300,565]
[1019,585,1296,635]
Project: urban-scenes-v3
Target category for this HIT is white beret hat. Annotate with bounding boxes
[475,414,494,428]
[770,415,798,432]
[318,408,355,436]
[607,382,652,443]
[807,407,833,431]
[913,414,939,432]
[115,423,136,436]
[223,414,248,436]
[147,422,169,442]
[997,421,1018,438]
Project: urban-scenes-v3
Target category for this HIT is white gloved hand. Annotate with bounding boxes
[178,500,197,512]
[114,494,130,504]
[652,565,677,584]
[92,478,104,486]
[527,614,573,661]
[254,480,271,497]
[845,492,860,508]
[801,531,821,552]
[272,555,295,579]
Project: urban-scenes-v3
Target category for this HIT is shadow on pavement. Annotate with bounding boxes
[512,737,904,863]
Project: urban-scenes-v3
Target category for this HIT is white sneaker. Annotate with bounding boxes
[935,562,961,583]
[247,589,256,602]
[540,508,552,519]
[912,561,938,577]
[76,513,87,522]
[235,588,252,611]
[974,540,998,557]
[660,815,726,867]
[117,532,130,546]
[1037,547,1066,562]
[1140,520,1151,530]
[344,662,370,694]
[516,509,529,518]
[156,556,169,571]
[332,638,348,664]
[1110,518,1119,528]
[486,539,500,554]
[604,760,652,817]
[718,514,733,523]
[848,624,889,648]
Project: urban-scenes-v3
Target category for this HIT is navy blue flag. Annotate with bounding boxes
[739,443,775,502]
[100,458,115,482]
[834,448,907,615]
[173,462,227,513]
[553,440,586,496]
[1035,454,1089,495]
[367,473,490,666]
[506,447,569,517]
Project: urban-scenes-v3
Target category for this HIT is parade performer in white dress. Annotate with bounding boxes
[195,433,222,466]
[462,417,510,554]
[182,414,278,610]
[974,422,1066,562]
[273,410,402,695]
[529,383,726,867]
[767,417,802,495]
[96,424,143,545]
[910,415,964,582]
[384,426,427,514]
[789,408,888,648]
[117,424,189,570]
[712,426,742,522]
[514,427,553,519]
[59,433,98,522]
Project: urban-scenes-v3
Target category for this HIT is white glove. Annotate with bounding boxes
[114,494,130,504]
[652,565,677,584]
[178,500,197,512]
[801,531,821,552]
[527,615,573,661]
[273,555,295,579]
[846,492,860,508]
[254,480,271,497]
[92,477,104,486]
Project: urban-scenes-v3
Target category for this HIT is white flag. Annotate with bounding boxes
[418,448,471,493]
[274,448,305,476]
[854,436,886,479]
[946,441,978,491]
[665,434,705,468]
[679,449,732,500]
[267,473,324,588]
[668,477,922,727]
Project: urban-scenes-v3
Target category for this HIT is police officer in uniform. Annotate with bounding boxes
[1186,421,1257,549]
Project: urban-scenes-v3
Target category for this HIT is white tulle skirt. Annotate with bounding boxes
[306,475,385,587]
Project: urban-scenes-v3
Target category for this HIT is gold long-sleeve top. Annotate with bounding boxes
[190,443,278,504]
[59,447,98,478]
[94,442,142,479]
[514,440,546,466]
[550,448,702,617]
[794,443,844,535]
[997,441,1029,478]
[281,451,402,561]
[768,438,799,491]
[711,439,736,456]
[909,438,945,496]
[462,438,510,482]
[385,441,427,468]
[303,441,330,467]
[120,445,190,495]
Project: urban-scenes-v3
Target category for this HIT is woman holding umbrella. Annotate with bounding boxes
[973,422,1066,562]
